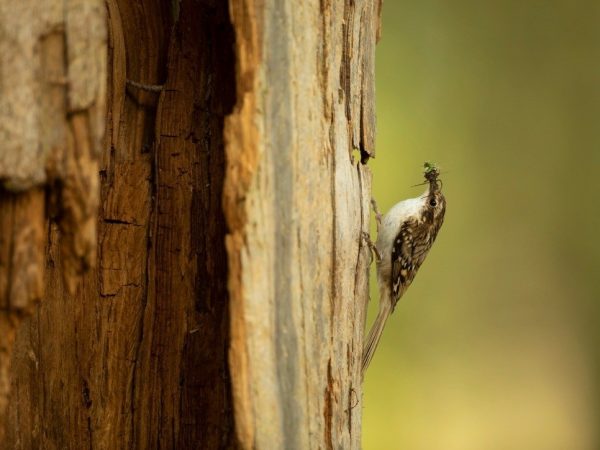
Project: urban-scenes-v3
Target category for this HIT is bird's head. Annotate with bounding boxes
[419,162,446,230]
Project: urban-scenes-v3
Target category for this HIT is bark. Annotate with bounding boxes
[6,0,235,448]
[225,1,379,448]
[1,0,380,448]
[0,0,105,441]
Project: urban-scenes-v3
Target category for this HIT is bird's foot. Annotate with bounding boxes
[361,231,381,263]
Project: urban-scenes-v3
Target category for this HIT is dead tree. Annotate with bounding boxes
[0,1,381,448]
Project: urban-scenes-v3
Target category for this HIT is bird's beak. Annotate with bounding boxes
[429,178,442,193]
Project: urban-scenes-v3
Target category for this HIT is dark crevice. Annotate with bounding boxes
[165,0,237,448]
[340,0,354,122]
[102,218,142,226]
[323,360,334,450]
[360,147,371,164]
[359,93,371,164]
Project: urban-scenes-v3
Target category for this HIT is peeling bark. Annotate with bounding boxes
[2,0,379,448]
[0,0,105,438]
[225,1,379,448]
[7,0,235,448]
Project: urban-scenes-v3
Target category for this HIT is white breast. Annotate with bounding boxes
[375,191,427,287]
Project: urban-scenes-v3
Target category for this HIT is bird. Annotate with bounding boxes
[362,164,446,375]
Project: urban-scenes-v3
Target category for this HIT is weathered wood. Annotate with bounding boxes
[225,1,378,448]
[7,0,236,448]
[0,2,58,190]
[0,0,105,439]
[4,0,379,447]
[0,189,45,441]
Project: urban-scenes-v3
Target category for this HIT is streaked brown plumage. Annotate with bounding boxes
[362,172,446,375]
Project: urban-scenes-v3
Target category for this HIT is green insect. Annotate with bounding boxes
[423,162,441,190]
[424,161,438,174]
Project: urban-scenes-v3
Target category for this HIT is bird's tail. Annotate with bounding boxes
[362,299,392,376]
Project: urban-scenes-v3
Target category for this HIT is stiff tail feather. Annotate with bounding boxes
[362,300,392,376]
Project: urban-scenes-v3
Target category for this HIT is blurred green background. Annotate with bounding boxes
[364,1,600,449]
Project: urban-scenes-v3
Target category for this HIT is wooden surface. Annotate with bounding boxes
[2,0,380,448]
[225,1,380,448]
[0,189,45,441]
[0,0,105,440]
[7,0,235,448]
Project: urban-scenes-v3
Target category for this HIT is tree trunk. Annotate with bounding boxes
[1,1,380,448]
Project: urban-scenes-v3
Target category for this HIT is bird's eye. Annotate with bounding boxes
[429,198,437,207]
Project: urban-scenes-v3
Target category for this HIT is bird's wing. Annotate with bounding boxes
[390,219,416,303]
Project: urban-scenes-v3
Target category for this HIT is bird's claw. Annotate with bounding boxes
[361,231,381,263]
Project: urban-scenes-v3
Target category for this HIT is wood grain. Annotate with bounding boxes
[225,1,379,448]
[0,0,105,440]
[7,0,236,448]
[3,0,380,447]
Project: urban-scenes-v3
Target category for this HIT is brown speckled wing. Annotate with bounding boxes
[390,219,416,303]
